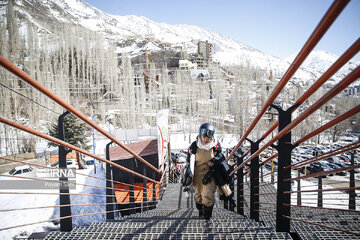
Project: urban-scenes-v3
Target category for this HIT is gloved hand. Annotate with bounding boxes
[202,167,215,185]
[183,186,191,192]
[210,154,224,165]
[182,162,193,187]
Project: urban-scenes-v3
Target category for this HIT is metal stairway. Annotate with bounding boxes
[44,183,292,239]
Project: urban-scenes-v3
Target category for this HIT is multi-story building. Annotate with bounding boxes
[160,43,172,51]
[198,41,213,58]
[179,60,197,70]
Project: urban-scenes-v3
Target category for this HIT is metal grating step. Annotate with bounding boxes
[44,231,292,240]
[43,183,292,240]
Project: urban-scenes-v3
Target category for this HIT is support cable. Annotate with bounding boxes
[0,82,62,115]
[285,164,360,181]
[298,202,357,207]
[0,202,120,212]
[0,155,144,189]
[0,117,158,183]
[0,174,155,196]
[285,186,360,194]
[289,141,360,169]
[299,197,357,200]
[283,215,360,237]
[232,65,360,175]
[257,87,360,174]
[0,56,160,174]
[255,181,278,189]
[300,181,355,188]
[232,37,360,170]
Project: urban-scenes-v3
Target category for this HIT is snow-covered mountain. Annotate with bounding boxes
[1,0,358,83]
[284,50,359,84]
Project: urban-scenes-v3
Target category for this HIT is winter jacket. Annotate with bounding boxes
[184,136,222,207]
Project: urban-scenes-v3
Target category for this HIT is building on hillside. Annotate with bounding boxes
[160,43,172,51]
[174,45,183,52]
[344,84,360,96]
[191,57,212,69]
[198,40,213,58]
[190,69,211,81]
[179,59,197,70]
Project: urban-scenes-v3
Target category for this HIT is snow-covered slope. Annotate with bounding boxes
[1,0,359,83]
[284,50,359,84]
[0,0,278,68]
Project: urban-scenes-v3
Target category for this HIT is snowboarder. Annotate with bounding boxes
[182,123,234,220]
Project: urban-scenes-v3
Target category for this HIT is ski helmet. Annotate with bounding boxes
[199,123,215,138]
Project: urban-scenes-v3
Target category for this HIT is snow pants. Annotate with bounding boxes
[193,148,216,207]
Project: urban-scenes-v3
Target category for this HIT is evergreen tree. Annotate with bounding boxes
[48,113,91,151]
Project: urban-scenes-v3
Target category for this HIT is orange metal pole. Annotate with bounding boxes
[228,37,359,165]
[232,65,360,174]
[228,38,360,165]
[226,0,350,163]
[0,117,158,183]
[0,56,160,174]
[0,156,145,188]
[289,142,360,169]
[294,105,360,145]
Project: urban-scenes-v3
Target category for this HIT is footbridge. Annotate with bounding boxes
[0,0,359,239]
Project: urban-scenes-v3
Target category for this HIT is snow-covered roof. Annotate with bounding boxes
[109,139,158,160]
[190,69,210,80]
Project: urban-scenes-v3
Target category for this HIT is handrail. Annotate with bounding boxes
[226,0,350,162]
[233,37,360,166]
[258,105,360,171]
[232,65,360,174]
[0,117,159,183]
[289,141,360,169]
[0,156,144,188]
[0,55,160,174]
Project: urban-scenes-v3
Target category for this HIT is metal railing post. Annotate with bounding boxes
[224,193,229,210]
[349,150,356,210]
[247,138,262,222]
[152,171,156,209]
[58,111,73,232]
[272,104,297,233]
[105,141,114,220]
[129,158,135,215]
[317,176,323,208]
[297,169,301,206]
[236,154,244,215]
[143,165,148,212]
[229,180,235,212]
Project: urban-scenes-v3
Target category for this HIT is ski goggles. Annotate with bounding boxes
[200,128,215,138]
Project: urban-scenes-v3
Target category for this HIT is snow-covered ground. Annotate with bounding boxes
[0,164,107,240]
[261,170,360,210]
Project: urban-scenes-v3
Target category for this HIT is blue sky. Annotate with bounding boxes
[84,0,360,60]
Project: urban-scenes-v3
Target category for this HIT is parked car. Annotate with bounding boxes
[67,159,78,168]
[7,165,34,176]
[342,162,360,173]
[324,156,341,164]
[85,159,95,165]
[327,163,347,176]
[318,161,335,176]
[300,163,325,176]
[171,151,187,164]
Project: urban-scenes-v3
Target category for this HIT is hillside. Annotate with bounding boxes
[0,0,358,84]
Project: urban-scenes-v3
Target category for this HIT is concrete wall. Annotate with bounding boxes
[0,158,47,174]
[0,152,37,165]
